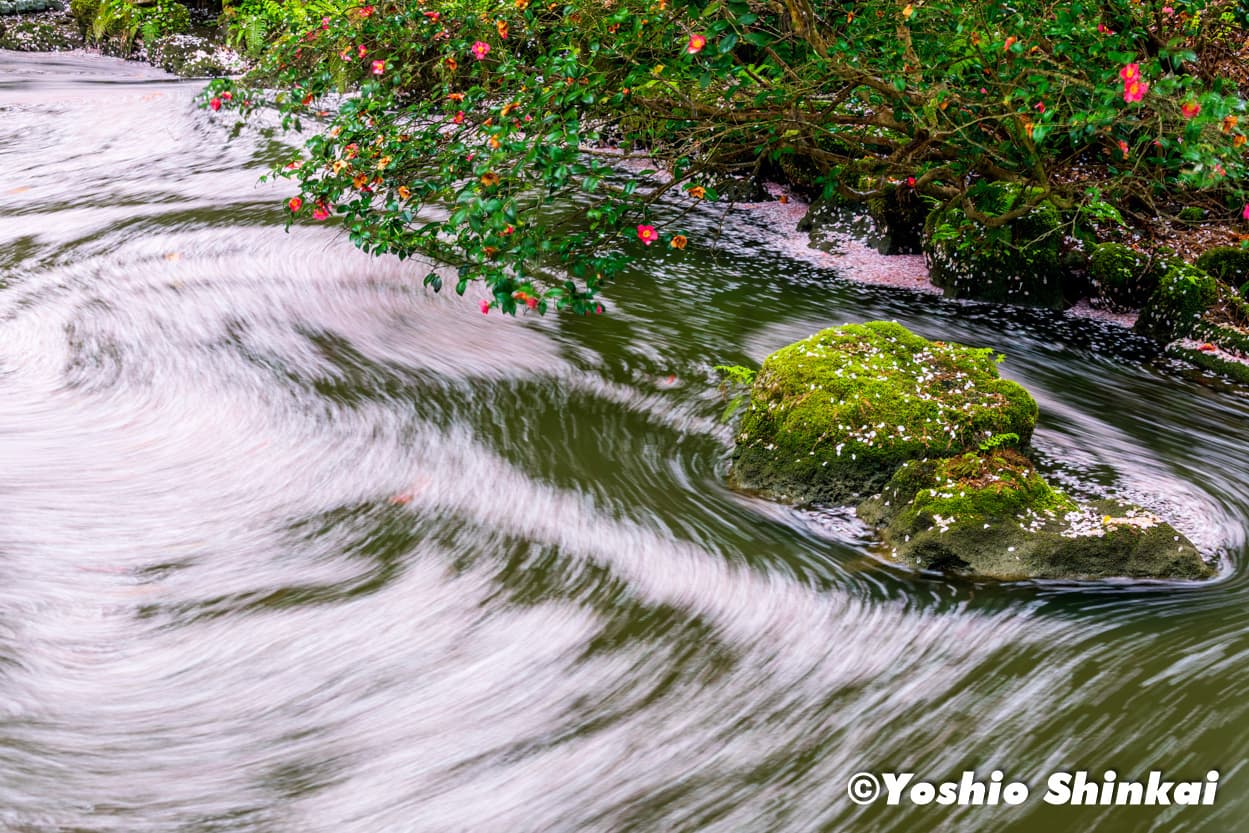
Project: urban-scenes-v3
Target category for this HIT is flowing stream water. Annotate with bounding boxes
[3,50,1249,833]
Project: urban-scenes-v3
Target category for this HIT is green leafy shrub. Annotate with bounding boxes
[135,0,191,44]
[87,0,189,48]
[199,0,1249,312]
[70,0,100,31]
[90,0,137,48]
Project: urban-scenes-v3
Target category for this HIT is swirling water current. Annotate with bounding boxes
[3,50,1249,833]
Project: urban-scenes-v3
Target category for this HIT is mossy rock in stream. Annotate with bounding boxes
[857,451,1213,580]
[728,321,1037,504]
[923,187,1070,308]
[1134,260,1218,342]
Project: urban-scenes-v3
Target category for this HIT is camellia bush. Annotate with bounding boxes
[203,0,1249,313]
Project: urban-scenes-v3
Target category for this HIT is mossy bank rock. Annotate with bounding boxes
[1088,243,1159,310]
[729,321,1037,504]
[923,188,1070,309]
[1134,260,1218,342]
[729,322,1213,581]
[858,451,1213,580]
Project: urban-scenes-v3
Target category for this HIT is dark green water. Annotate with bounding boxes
[2,50,1248,833]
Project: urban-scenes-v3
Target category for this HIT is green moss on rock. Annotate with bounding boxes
[1194,246,1249,285]
[0,14,82,49]
[1134,260,1218,342]
[0,0,63,13]
[1088,242,1158,309]
[858,451,1212,580]
[1169,343,1249,385]
[923,187,1069,308]
[729,321,1037,504]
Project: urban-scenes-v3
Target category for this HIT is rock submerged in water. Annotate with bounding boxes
[729,321,1214,581]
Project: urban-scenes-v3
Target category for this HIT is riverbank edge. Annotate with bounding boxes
[4,8,1248,388]
[727,181,1249,384]
[0,5,245,77]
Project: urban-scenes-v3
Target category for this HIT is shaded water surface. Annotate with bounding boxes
[2,50,1249,833]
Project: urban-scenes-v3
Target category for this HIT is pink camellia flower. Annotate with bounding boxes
[371,60,385,75]
[221,91,232,101]
[687,33,707,54]
[209,97,222,111]
[321,16,330,29]
[1162,5,1174,14]
[312,202,331,221]
[471,41,491,60]
[1119,63,1140,83]
[1117,139,1130,159]
[479,299,490,314]
[1181,100,1201,119]
[358,44,367,58]
[453,110,465,124]
[360,4,374,16]
[637,224,658,245]
[1097,22,1114,34]
[288,197,303,212]
[1243,203,1249,220]
[423,10,439,20]
[1123,79,1147,103]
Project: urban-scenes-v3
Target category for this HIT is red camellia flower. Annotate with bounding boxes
[472,41,491,60]
[209,97,221,111]
[312,202,331,221]
[906,176,917,187]
[288,197,303,212]
[687,33,707,54]
[423,10,439,20]
[1003,36,1017,51]
[525,295,538,310]
[360,4,374,16]
[452,110,465,124]
[221,91,232,101]
[637,225,658,245]
[479,299,490,314]
[1181,100,1201,119]
[371,60,385,75]
[1117,139,1130,159]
